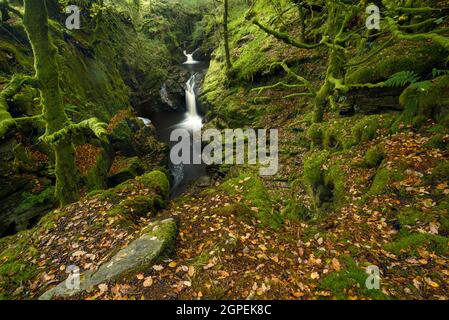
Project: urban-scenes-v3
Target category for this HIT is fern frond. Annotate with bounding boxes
[432,68,449,78]
[384,71,420,88]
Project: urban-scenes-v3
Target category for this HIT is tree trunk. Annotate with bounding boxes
[23,0,79,205]
[223,0,232,72]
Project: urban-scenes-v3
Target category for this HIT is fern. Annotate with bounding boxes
[432,68,449,78]
[384,71,420,88]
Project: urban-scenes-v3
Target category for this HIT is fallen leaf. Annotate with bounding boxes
[143,277,153,288]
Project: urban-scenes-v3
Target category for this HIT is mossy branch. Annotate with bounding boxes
[0,74,37,137]
[42,118,108,145]
[346,38,395,68]
[251,61,316,98]
[251,82,308,94]
[386,17,449,51]
[252,18,322,49]
[0,1,23,19]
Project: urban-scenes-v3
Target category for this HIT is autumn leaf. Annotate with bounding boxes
[188,266,195,277]
[98,283,108,295]
[152,265,164,271]
[331,258,341,271]
[143,277,153,288]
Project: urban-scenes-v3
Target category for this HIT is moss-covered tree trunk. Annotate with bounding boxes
[223,0,232,73]
[23,0,79,205]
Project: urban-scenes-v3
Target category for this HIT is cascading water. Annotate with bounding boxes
[148,52,208,197]
[183,49,200,65]
[179,73,203,131]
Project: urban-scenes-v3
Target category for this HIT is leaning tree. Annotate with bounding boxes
[0,0,108,205]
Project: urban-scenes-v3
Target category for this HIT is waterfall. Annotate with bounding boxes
[138,117,152,126]
[183,49,199,65]
[185,74,198,117]
[177,73,203,131]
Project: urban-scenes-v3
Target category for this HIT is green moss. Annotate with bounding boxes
[0,232,38,300]
[84,147,111,190]
[220,171,282,229]
[305,115,391,151]
[367,166,391,197]
[280,200,311,221]
[324,163,347,207]
[115,195,158,219]
[144,218,178,255]
[298,150,349,213]
[137,170,170,197]
[397,207,427,227]
[393,76,449,131]
[352,115,384,145]
[428,160,449,183]
[346,40,447,84]
[363,145,385,169]
[386,233,449,257]
[320,255,390,300]
[107,156,144,187]
[302,150,333,209]
[15,186,56,214]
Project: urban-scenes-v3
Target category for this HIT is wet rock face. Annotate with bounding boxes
[39,218,177,300]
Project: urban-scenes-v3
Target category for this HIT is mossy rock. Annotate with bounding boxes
[345,40,447,84]
[219,171,282,229]
[115,195,161,219]
[107,156,145,187]
[363,145,385,169]
[39,218,178,300]
[114,170,170,201]
[302,154,348,212]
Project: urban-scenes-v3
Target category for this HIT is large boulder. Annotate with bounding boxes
[39,218,177,300]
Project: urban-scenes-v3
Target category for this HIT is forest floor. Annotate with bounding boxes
[64,102,448,300]
[2,94,448,300]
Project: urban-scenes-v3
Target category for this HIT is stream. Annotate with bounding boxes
[143,52,209,197]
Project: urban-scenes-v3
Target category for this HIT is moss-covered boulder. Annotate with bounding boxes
[345,40,447,85]
[395,75,449,129]
[107,156,145,187]
[39,218,177,300]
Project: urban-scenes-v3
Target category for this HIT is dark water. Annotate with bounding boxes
[149,60,209,198]
[149,110,207,197]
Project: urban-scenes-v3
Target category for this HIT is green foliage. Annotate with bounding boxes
[383,71,420,88]
[432,68,449,78]
[346,40,447,85]
[16,186,56,214]
[386,232,449,257]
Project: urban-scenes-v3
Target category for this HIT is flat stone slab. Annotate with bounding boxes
[39,218,177,300]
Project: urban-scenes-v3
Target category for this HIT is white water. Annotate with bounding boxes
[183,49,200,65]
[178,73,203,131]
[138,117,152,126]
